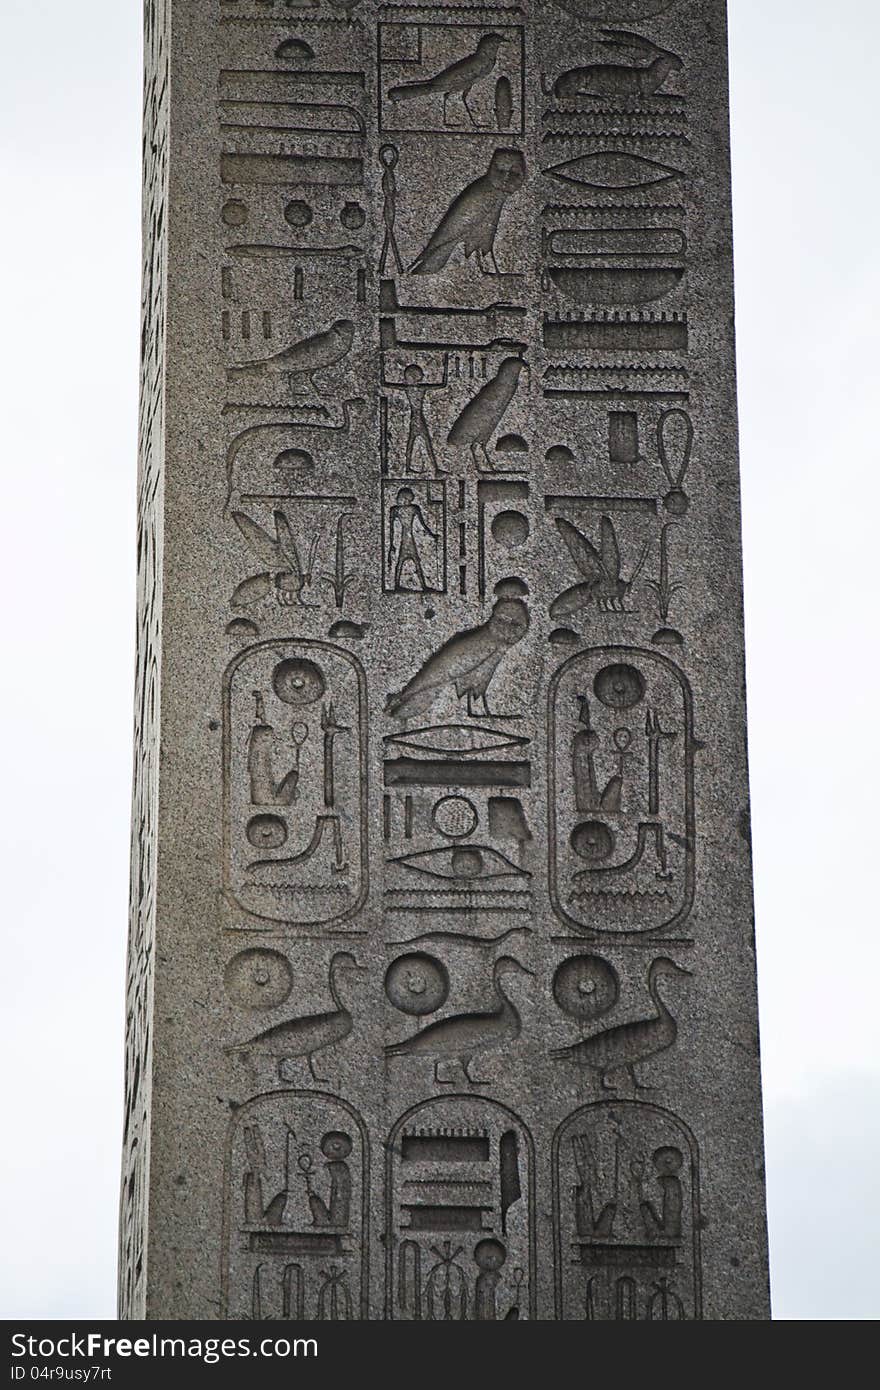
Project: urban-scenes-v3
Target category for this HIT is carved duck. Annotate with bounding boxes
[550,957,690,1091]
[232,951,364,1083]
[385,955,532,1084]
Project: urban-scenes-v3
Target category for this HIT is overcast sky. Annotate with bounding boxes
[0,0,877,1320]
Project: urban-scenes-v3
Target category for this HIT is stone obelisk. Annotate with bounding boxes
[121,0,769,1319]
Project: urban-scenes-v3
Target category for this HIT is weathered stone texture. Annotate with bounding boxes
[122,0,769,1320]
[119,0,169,1320]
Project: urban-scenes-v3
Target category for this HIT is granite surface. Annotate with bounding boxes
[120,0,770,1320]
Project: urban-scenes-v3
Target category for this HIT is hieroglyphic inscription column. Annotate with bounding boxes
[122,0,770,1319]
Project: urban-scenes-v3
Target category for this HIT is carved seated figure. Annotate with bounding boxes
[308,1131,353,1230]
[639,1145,683,1242]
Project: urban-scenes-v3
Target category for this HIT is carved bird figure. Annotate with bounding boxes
[385,956,532,1083]
[447,356,527,471]
[384,582,529,720]
[410,148,525,276]
[388,33,510,127]
[228,319,354,395]
[550,957,690,1091]
[551,30,683,100]
[230,952,364,1084]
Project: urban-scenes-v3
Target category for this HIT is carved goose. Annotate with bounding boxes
[385,955,532,1084]
[232,951,364,1083]
[550,956,690,1091]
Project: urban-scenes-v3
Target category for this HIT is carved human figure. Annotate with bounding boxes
[388,486,438,590]
[381,356,449,475]
[246,693,308,807]
[553,1100,702,1320]
[572,696,624,813]
[549,645,695,937]
[402,365,443,474]
[223,1093,368,1319]
[638,1145,683,1241]
[473,1237,507,1320]
[379,144,403,274]
[307,1131,353,1230]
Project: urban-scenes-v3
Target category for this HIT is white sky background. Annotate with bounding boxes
[0,0,877,1320]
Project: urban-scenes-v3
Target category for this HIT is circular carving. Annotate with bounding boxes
[491,510,530,549]
[473,1238,507,1271]
[246,814,288,850]
[384,953,450,1015]
[224,948,293,1009]
[553,954,619,1023]
[340,201,366,229]
[594,662,646,710]
[320,1131,352,1159]
[284,198,313,228]
[653,1145,683,1175]
[272,657,326,706]
[570,820,615,863]
[221,199,248,227]
[431,795,479,840]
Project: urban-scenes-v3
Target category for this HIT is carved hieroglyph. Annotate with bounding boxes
[122,0,769,1318]
[223,1091,370,1319]
[552,1100,701,1319]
